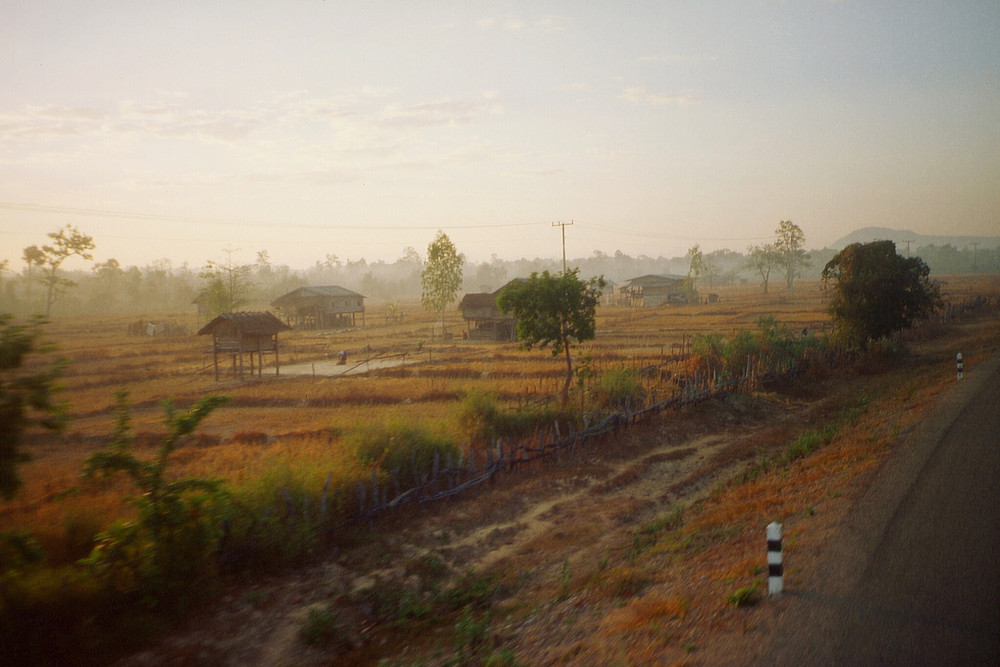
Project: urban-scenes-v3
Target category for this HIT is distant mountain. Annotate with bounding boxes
[831,227,1000,250]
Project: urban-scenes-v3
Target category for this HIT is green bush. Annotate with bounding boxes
[691,316,824,379]
[456,391,581,446]
[457,390,500,445]
[350,421,460,489]
[80,391,231,611]
[592,367,646,410]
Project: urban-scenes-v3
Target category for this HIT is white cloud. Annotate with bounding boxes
[619,86,703,107]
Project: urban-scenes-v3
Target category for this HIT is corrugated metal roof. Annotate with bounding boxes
[197,311,291,336]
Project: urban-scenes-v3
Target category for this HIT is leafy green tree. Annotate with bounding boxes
[0,315,66,500]
[421,231,463,336]
[36,225,96,316]
[745,242,781,294]
[822,240,941,348]
[774,220,810,296]
[497,269,605,407]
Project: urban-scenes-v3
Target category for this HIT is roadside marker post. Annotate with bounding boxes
[957,353,964,381]
[767,522,783,596]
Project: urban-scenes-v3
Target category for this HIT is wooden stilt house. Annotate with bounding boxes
[459,281,520,341]
[271,285,366,329]
[197,312,291,381]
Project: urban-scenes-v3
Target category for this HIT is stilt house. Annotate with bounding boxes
[459,282,520,341]
[271,285,366,329]
[197,311,290,381]
[622,274,690,306]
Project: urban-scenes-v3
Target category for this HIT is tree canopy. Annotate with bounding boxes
[200,250,254,317]
[745,242,781,294]
[822,240,941,347]
[497,269,605,407]
[420,231,463,333]
[775,220,809,296]
[35,225,95,316]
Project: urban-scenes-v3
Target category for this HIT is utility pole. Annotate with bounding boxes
[901,239,913,256]
[971,242,979,273]
[552,220,573,272]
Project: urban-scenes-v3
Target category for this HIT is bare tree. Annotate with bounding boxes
[199,248,254,317]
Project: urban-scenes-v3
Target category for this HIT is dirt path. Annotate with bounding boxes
[116,390,809,666]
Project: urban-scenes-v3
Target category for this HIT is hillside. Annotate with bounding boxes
[831,227,1000,251]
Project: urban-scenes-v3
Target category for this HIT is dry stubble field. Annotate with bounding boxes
[5,276,1000,665]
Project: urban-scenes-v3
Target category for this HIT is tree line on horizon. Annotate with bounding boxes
[0,223,996,318]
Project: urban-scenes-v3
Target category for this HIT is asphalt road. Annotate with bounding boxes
[769,353,1000,665]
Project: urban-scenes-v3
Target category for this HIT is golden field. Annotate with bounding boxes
[3,275,999,664]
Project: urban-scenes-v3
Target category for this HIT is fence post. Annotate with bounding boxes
[767,522,783,595]
[957,352,963,381]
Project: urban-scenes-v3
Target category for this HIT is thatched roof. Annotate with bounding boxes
[625,274,686,287]
[459,292,498,310]
[272,285,364,308]
[197,312,291,336]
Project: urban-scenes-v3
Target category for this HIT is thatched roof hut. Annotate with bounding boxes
[622,274,690,307]
[271,285,365,329]
[197,312,291,381]
[459,281,520,341]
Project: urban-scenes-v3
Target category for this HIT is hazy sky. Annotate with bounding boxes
[2,1,998,271]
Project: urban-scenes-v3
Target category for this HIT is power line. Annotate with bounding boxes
[576,222,777,243]
[0,201,542,232]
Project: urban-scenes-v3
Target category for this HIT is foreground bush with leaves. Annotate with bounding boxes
[81,391,231,611]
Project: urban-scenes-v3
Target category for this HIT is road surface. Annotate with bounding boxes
[769,353,1000,665]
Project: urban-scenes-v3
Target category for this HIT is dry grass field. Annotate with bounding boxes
[3,275,999,664]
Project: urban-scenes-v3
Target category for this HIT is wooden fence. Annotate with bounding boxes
[335,357,797,527]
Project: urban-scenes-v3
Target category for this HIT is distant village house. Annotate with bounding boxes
[622,274,690,307]
[271,285,365,329]
[459,282,519,341]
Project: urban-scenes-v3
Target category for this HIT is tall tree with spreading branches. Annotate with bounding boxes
[36,225,95,316]
[822,240,941,348]
[199,248,254,317]
[497,269,605,407]
[421,231,463,337]
[745,242,782,294]
[774,220,810,297]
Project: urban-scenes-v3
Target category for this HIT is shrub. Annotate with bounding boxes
[592,367,646,410]
[457,390,500,445]
[690,316,822,379]
[80,391,231,611]
[349,421,460,489]
[456,391,581,446]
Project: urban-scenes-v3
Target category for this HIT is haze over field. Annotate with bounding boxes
[2,1,998,272]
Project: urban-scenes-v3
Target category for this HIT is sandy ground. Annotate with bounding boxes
[280,356,411,377]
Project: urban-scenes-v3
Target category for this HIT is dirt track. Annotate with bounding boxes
[117,387,813,665]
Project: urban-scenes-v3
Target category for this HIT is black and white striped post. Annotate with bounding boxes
[957,352,964,381]
[767,521,783,596]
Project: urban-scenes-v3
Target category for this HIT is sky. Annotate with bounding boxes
[1,1,998,272]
